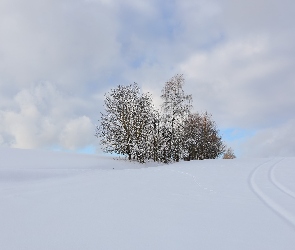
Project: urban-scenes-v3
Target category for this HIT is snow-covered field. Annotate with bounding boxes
[1,148,294,250]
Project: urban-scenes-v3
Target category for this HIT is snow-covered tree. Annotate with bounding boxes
[160,74,192,162]
[95,83,156,163]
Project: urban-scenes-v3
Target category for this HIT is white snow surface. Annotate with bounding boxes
[0,148,295,250]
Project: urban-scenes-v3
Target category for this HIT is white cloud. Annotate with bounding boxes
[0,0,294,156]
[242,119,295,157]
[221,0,295,35]
[179,36,295,129]
[0,82,96,150]
[0,0,120,89]
[60,116,94,150]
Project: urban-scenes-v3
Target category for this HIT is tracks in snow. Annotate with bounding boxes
[270,163,295,199]
[249,158,295,229]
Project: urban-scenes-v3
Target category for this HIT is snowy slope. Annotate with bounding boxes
[0,148,294,250]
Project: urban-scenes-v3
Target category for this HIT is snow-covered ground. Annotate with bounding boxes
[0,148,294,250]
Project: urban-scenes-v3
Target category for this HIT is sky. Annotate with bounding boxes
[0,0,294,158]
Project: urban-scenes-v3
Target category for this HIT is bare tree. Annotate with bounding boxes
[183,113,202,161]
[223,147,236,159]
[160,74,192,162]
[183,112,226,160]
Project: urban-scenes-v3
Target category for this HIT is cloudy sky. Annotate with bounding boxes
[0,0,294,157]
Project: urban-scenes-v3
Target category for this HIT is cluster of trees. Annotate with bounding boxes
[96,74,229,163]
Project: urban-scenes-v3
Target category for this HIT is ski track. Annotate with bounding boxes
[249,159,295,229]
[270,162,295,199]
